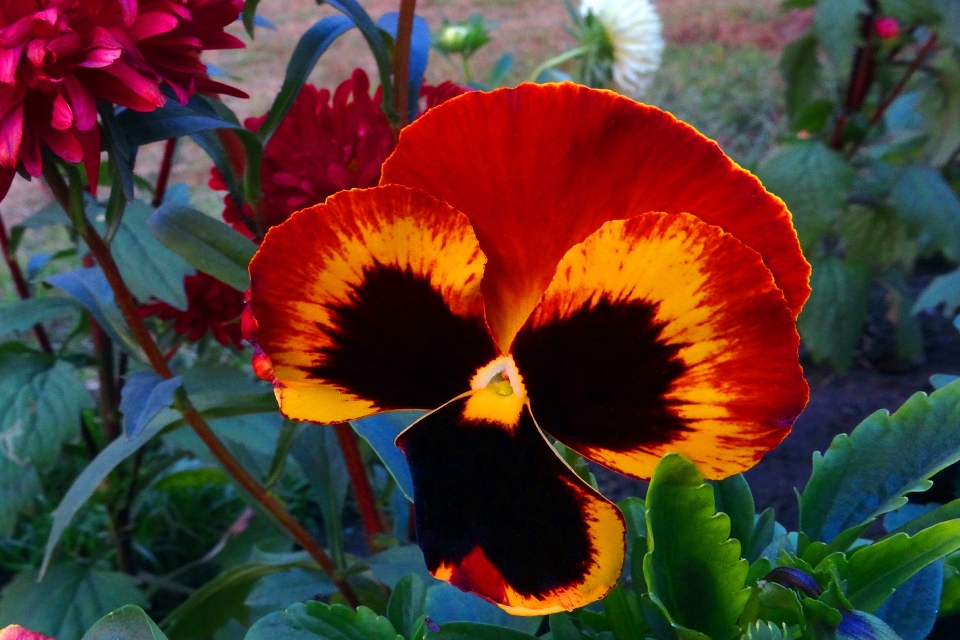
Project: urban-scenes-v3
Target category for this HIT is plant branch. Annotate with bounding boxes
[42,163,360,608]
[393,0,418,136]
[0,213,54,353]
[333,423,388,551]
[830,2,879,150]
[152,139,177,208]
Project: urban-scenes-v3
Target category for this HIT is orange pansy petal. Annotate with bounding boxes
[512,213,809,481]
[247,185,496,423]
[382,83,810,351]
[396,396,625,615]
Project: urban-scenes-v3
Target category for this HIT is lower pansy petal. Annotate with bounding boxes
[511,213,808,481]
[396,395,625,615]
[248,185,496,423]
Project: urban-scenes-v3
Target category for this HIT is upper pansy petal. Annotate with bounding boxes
[511,212,808,481]
[381,82,810,352]
[397,396,624,614]
[247,185,496,423]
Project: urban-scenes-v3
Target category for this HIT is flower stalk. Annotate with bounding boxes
[0,214,53,353]
[393,0,418,135]
[152,139,178,208]
[42,163,360,609]
[333,423,389,551]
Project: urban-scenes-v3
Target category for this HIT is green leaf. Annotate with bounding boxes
[0,352,91,469]
[814,0,869,79]
[890,165,960,261]
[351,411,423,502]
[914,266,960,314]
[742,621,790,640]
[756,141,855,248]
[747,508,779,563]
[147,203,255,292]
[46,267,145,359]
[433,624,538,640]
[941,552,960,616]
[161,562,320,640]
[242,0,262,36]
[602,583,644,640]
[843,520,960,611]
[643,454,749,640]
[549,613,588,640]
[255,16,354,144]
[923,54,960,166]
[119,371,183,439]
[245,568,336,620]
[796,257,871,371]
[0,461,39,536]
[246,602,402,640]
[800,381,960,542]
[387,574,427,640]
[878,0,942,24]
[837,204,918,271]
[290,425,348,565]
[81,605,168,640]
[781,31,821,125]
[365,546,433,588]
[874,561,942,640]
[0,564,147,640]
[91,199,194,310]
[710,474,755,558]
[0,297,79,339]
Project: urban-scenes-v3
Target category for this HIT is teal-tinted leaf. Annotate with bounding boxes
[800,381,960,542]
[923,54,960,166]
[748,508,780,563]
[148,202,255,292]
[837,610,905,640]
[245,568,336,620]
[161,562,319,640]
[0,564,147,640]
[290,425,348,564]
[366,545,434,588]
[489,53,513,85]
[781,32,821,124]
[814,0,868,79]
[643,454,749,640]
[0,297,79,338]
[246,602,402,640]
[433,623,538,640]
[81,605,168,640]
[886,498,960,537]
[0,459,39,536]
[387,574,427,640]
[46,267,145,359]
[756,141,854,248]
[97,103,136,198]
[425,582,542,635]
[549,613,588,640]
[914,266,960,314]
[119,371,183,439]
[93,199,194,310]
[890,165,960,261]
[351,411,423,501]
[742,621,790,640]
[377,13,430,122]
[874,561,942,640]
[843,520,960,611]
[796,257,871,371]
[837,204,918,271]
[255,16,354,144]
[711,474,755,557]
[0,352,91,468]
[878,0,942,24]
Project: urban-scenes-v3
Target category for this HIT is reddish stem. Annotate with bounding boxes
[333,423,389,551]
[830,2,879,150]
[43,165,360,608]
[152,139,177,207]
[392,0,418,138]
[870,32,939,127]
[82,253,120,441]
[0,213,53,353]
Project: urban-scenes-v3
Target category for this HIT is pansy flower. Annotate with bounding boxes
[246,83,810,614]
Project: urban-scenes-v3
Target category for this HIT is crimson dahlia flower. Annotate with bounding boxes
[139,270,245,349]
[211,69,466,237]
[0,0,245,200]
[246,84,810,613]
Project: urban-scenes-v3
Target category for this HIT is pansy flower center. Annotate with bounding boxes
[464,355,527,427]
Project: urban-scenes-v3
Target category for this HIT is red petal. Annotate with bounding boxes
[382,83,810,352]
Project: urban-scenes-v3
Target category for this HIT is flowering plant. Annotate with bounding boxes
[0,1,959,640]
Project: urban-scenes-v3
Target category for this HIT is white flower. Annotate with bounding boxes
[579,0,664,99]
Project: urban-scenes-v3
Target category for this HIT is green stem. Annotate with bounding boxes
[527,45,590,83]
[461,55,474,83]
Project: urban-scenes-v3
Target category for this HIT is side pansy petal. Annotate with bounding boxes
[397,395,625,615]
[382,83,809,352]
[511,213,808,481]
[247,185,496,423]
